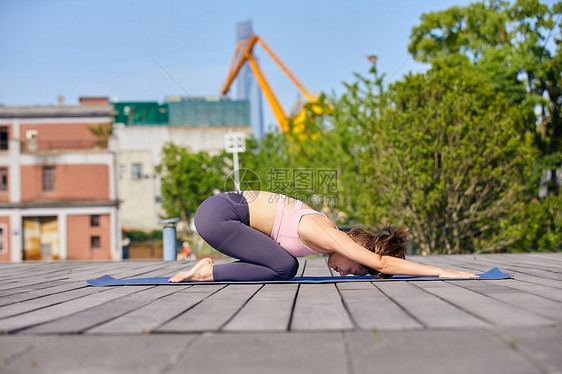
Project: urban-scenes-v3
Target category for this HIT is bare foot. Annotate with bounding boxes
[168,258,214,282]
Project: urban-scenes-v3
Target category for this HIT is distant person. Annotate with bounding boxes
[176,242,193,261]
[169,191,477,282]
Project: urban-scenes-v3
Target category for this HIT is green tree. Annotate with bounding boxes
[239,93,374,225]
[409,0,561,155]
[88,123,113,148]
[406,0,561,251]
[294,71,385,225]
[363,65,538,254]
[156,143,228,227]
[502,194,562,251]
[238,130,292,193]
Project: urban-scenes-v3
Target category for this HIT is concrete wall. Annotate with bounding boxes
[118,150,159,231]
[20,122,107,151]
[114,125,251,231]
[20,164,110,201]
[67,214,111,260]
[0,216,10,262]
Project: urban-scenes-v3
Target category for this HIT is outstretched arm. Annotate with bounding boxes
[310,224,477,278]
[371,254,477,278]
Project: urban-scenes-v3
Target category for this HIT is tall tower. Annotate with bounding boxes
[236,21,265,139]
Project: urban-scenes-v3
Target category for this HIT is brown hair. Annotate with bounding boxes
[347,224,409,278]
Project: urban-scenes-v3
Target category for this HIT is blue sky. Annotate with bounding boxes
[0,0,557,128]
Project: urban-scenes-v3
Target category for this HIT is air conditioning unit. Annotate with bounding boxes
[26,130,38,152]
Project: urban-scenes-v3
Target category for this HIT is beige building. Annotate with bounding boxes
[114,125,251,231]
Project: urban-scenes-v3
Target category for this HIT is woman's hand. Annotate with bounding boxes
[438,269,479,279]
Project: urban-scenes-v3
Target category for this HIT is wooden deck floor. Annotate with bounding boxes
[0,253,560,374]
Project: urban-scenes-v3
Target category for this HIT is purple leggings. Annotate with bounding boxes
[194,192,299,281]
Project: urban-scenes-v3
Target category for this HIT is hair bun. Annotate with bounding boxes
[347,224,410,277]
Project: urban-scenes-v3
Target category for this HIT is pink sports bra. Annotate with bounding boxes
[269,194,325,257]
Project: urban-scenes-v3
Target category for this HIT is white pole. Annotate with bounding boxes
[233,151,240,191]
[225,131,245,192]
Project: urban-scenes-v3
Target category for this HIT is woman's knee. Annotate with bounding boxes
[275,256,299,280]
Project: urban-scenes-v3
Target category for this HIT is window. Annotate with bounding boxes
[0,127,8,150]
[0,225,6,254]
[119,164,127,179]
[90,215,100,227]
[0,168,7,191]
[42,166,55,192]
[131,163,142,180]
[91,236,101,249]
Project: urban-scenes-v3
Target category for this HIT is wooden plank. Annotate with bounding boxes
[290,284,354,331]
[493,326,562,374]
[23,286,185,334]
[0,286,107,319]
[374,282,489,328]
[433,254,562,282]
[339,287,423,330]
[302,266,332,277]
[506,273,562,288]
[0,286,152,334]
[118,267,176,279]
[499,266,561,281]
[181,284,226,294]
[494,279,562,302]
[90,263,172,281]
[304,256,328,267]
[0,253,558,343]
[446,280,562,322]
[0,335,37,368]
[487,252,562,270]
[58,264,137,282]
[413,255,488,273]
[0,282,90,308]
[0,276,71,292]
[168,332,347,374]
[60,261,167,283]
[416,255,562,291]
[301,257,331,276]
[0,263,124,290]
[1,335,197,374]
[347,329,542,374]
[336,280,375,290]
[526,252,562,264]
[0,280,71,299]
[223,284,298,331]
[296,258,306,276]
[0,264,68,281]
[155,284,261,333]
[86,286,221,334]
[415,281,556,327]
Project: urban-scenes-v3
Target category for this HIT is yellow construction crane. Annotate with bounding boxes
[221,34,318,134]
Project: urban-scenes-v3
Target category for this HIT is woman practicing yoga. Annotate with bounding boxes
[169,191,477,282]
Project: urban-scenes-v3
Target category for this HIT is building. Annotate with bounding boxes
[113,96,251,231]
[166,96,249,127]
[0,97,121,262]
[236,20,265,139]
[113,101,168,126]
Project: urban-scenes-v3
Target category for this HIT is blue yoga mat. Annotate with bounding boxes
[87,267,512,286]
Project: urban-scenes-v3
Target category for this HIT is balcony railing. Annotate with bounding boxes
[21,140,108,153]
